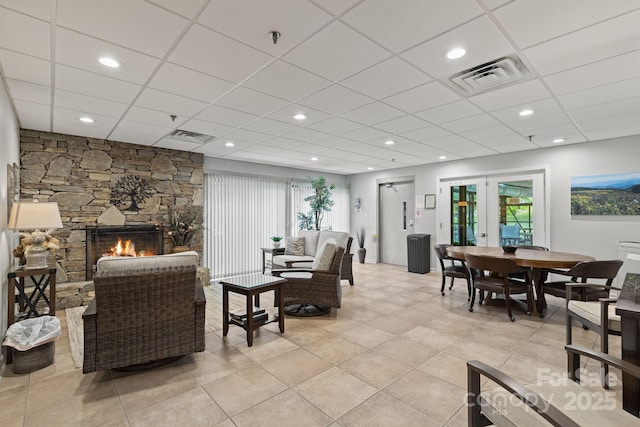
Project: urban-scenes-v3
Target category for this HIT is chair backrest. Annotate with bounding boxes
[566,260,624,284]
[433,244,451,269]
[329,246,346,275]
[464,253,521,275]
[516,245,548,251]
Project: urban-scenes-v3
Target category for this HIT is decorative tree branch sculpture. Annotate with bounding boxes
[110,175,153,212]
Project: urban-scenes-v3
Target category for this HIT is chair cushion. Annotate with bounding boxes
[285,237,305,255]
[317,231,350,253]
[312,238,337,271]
[568,300,621,332]
[279,271,313,279]
[96,251,199,273]
[298,230,320,256]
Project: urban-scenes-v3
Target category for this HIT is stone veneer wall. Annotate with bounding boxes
[19,129,204,282]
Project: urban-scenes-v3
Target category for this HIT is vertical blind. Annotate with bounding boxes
[204,173,350,279]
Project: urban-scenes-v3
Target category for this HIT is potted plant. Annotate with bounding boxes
[297,176,335,230]
[167,211,202,252]
[356,227,366,263]
[271,236,283,248]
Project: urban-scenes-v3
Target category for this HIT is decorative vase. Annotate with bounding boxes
[273,241,281,248]
[357,248,366,264]
[171,245,190,253]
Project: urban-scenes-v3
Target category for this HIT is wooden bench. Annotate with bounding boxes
[467,345,640,426]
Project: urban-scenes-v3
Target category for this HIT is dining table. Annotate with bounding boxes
[446,246,595,316]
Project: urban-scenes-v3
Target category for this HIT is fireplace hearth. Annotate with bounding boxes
[85,224,164,280]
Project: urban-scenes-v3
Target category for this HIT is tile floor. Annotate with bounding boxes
[0,262,624,426]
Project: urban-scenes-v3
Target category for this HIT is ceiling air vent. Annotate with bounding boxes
[166,129,215,144]
[444,55,533,96]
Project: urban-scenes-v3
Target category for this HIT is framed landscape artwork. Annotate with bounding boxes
[571,172,640,215]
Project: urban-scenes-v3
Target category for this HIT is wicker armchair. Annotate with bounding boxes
[272,246,345,316]
[82,265,205,373]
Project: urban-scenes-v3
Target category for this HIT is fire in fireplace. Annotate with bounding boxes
[85,224,164,279]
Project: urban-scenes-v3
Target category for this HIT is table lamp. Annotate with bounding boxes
[8,201,63,269]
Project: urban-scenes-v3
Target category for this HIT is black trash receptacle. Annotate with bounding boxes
[407,234,431,273]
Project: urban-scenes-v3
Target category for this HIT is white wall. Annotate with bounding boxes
[349,136,640,267]
[0,78,21,352]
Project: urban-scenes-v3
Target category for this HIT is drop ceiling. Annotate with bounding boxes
[1,0,640,175]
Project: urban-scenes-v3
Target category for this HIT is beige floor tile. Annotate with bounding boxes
[27,369,114,411]
[373,336,439,367]
[401,325,459,351]
[261,348,331,386]
[0,383,28,420]
[385,370,466,424]
[128,387,227,427]
[235,334,299,363]
[339,324,395,348]
[304,335,367,365]
[293,367,377,419]
[339,349,412,389]
[279,324,335,347]
[338,391,441,427]
[112,364,199,414]
[202,365,287,416]
[367,315,416,335]
[233,389,333,427]
[443,338,513,368]
[181,347,256,386]
[418,352,471,389]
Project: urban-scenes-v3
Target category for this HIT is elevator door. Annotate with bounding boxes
[379,180,414,265]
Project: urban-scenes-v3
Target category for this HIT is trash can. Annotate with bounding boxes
[407,234,431,274]
[3,316,61,374]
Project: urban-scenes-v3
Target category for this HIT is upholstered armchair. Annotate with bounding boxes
[272,244,345,316]
[83,265,205,373]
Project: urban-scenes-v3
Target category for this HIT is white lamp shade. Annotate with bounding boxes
[8,201,63,230]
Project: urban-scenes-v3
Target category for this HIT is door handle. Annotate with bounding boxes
[480,233,486,237]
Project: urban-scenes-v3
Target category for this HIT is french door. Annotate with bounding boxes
[438,170,548,248]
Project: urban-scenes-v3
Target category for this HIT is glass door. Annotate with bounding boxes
[438,178,486,246]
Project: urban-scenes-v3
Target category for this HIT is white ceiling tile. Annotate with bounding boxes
[153,137,203,151]
[197,0,332,55]
[284,21,391,82]
[558,77,640,111]
[342,0,483,53]
[533,133,586,148]
[489,141,537,153]
[146,0,208,18]
[0,48,50,86]
[476,133,528,147]
[193,141,238,157]
[415,100,483,124]
[342,127,391,142]
[299,84,372,115]
[6,79,50,105]
[53,107,118,139]
[423,134,470,148]
[0,1,51,20]
[55,89,128,118]
[494,0,640,48]
[308,117,363,134]
[342,102,404,125]
[524,9,640,76]
[572,97,640,127]
[309,0,361,16]
[196,105,258,127]
[490,98,562,123]
[57,0,188,58]
[122,106,187,128]
[0,7,50,59]
[508,113,575,135]
[242,118,298,136]
[261,137,307,150]
[543,50,640,96]
[267,103,331,126]
[402,16,513,79]
[216,86,288,116]
[149,62,234,103]
[226,129,273,144]
[440,114,501,133]
[55,64,142,104]
[135,87,209,116]
[459,125,517,141]
[243,60,331,101]
[110,120,172,146]
[179,119,234,138]
[583,123,640,141]
[342,57,432,100]
[13,99,50,131]
[169,24,273,83]
[399,126,451,142]
[479,0,513,10]
[468,79,551,111]
[55,28,160,85]
[281,127,331,143]
[373,115,430,134]
[383,82,460,113]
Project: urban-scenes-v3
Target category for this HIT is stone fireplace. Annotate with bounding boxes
[85,224,164,280]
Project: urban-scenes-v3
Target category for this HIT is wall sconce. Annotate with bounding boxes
[8,201,63,269]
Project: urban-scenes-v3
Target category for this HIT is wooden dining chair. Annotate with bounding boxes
[434,244,470,299]
[465,253,534,322]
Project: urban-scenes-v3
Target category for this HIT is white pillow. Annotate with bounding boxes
[312,238,337,271]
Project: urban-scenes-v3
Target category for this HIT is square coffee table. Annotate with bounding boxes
[220,273,286,347]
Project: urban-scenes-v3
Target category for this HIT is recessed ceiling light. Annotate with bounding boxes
[445,47,466,60]
[367,167,373,170]
[225,141,235,147]
[385,140,395,145]
[79,117,94,123]
[439,155,447,160]
[98,57,121,68]
[519,109,534,116]
[311,157,318,161]
[293,113,307,121]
